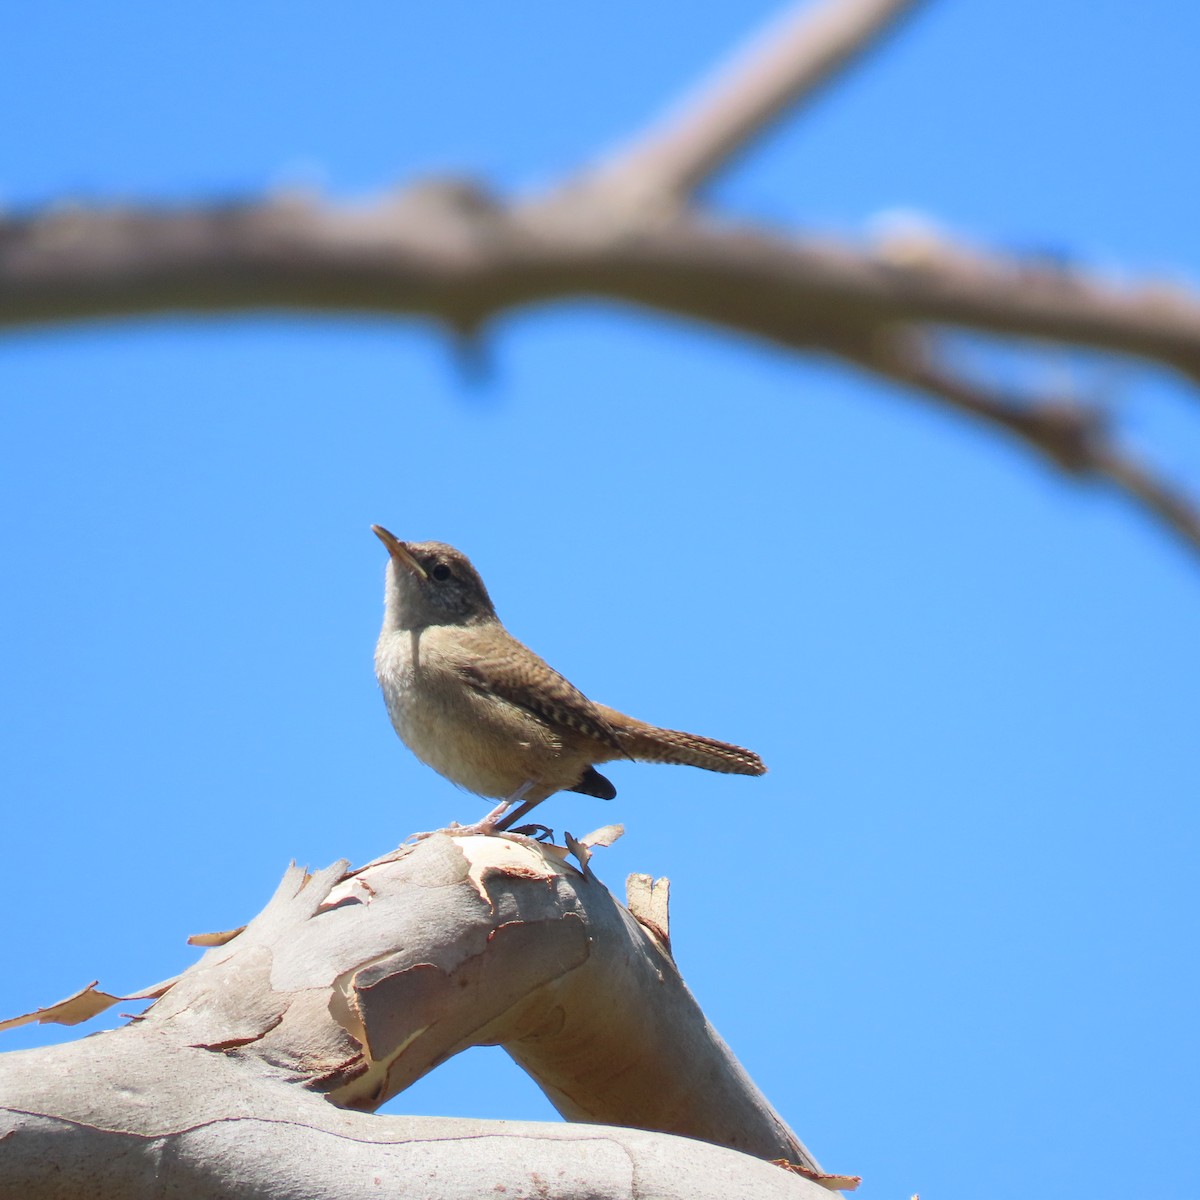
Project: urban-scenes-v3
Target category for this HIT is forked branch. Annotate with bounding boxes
[584,0,924,204]
[0,0,1196,554]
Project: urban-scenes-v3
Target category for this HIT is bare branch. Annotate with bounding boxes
[2,194,1198,552]
[5,200,1200,380]
[1,1105,833,1200]
[1,0,1196,555]
[834,327,1200,554]
[831,327,1108,472]
[1092,448,1200,555]
[584,0,925,205]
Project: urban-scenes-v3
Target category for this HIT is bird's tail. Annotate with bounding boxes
[596,706,766,776]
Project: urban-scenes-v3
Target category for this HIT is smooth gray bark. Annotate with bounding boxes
[0,834,844,1199]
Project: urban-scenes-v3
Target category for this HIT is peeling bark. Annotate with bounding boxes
[0,834,845,1199]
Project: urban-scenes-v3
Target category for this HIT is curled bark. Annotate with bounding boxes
[0,834,845,1199]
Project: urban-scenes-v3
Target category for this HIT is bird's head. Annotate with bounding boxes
[372,526,497,630]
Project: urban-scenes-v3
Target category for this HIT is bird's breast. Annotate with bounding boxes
[375,629,443,754]
[374,626,574,799]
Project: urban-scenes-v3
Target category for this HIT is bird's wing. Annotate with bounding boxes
[450,632,624,754]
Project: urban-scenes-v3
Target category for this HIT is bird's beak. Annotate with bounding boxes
[371,525,428,579]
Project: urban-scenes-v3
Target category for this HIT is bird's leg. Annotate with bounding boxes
[492,796,543,833]
[438,781,537,838]
[401,783,541,843]
[481,779,534,826]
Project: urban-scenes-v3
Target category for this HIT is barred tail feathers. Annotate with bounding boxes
[595,705,766,776]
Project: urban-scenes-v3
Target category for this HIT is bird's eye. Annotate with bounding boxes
[430,563,452,582]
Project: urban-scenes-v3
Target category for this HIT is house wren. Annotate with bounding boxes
[371,526,765,833]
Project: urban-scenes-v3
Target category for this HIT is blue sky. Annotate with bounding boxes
[2,3,1197,1198]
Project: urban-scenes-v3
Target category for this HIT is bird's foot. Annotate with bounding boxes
[400,787,540,844]
[399,819,552,848]
[444,817,505,837]
[400,828,440,844]
[442,794,526,837]
[399,821,500,843]
[400,801,516,843]
[510,823,555,842]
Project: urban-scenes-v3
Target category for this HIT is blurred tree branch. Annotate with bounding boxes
[1,0,1196,553]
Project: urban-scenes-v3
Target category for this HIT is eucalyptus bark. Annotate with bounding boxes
[0,833,844,1199]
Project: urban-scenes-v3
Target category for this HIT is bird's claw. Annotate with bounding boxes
[510,823,555,842]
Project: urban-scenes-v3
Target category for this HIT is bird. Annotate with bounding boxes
[371,526,765,835]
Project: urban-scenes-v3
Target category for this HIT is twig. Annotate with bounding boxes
[585,0,925,205]
[835,327,1200,554]
[1094,450,1200,554]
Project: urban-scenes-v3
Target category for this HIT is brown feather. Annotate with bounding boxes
[595,705,766,775]
[454,655,624,754]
